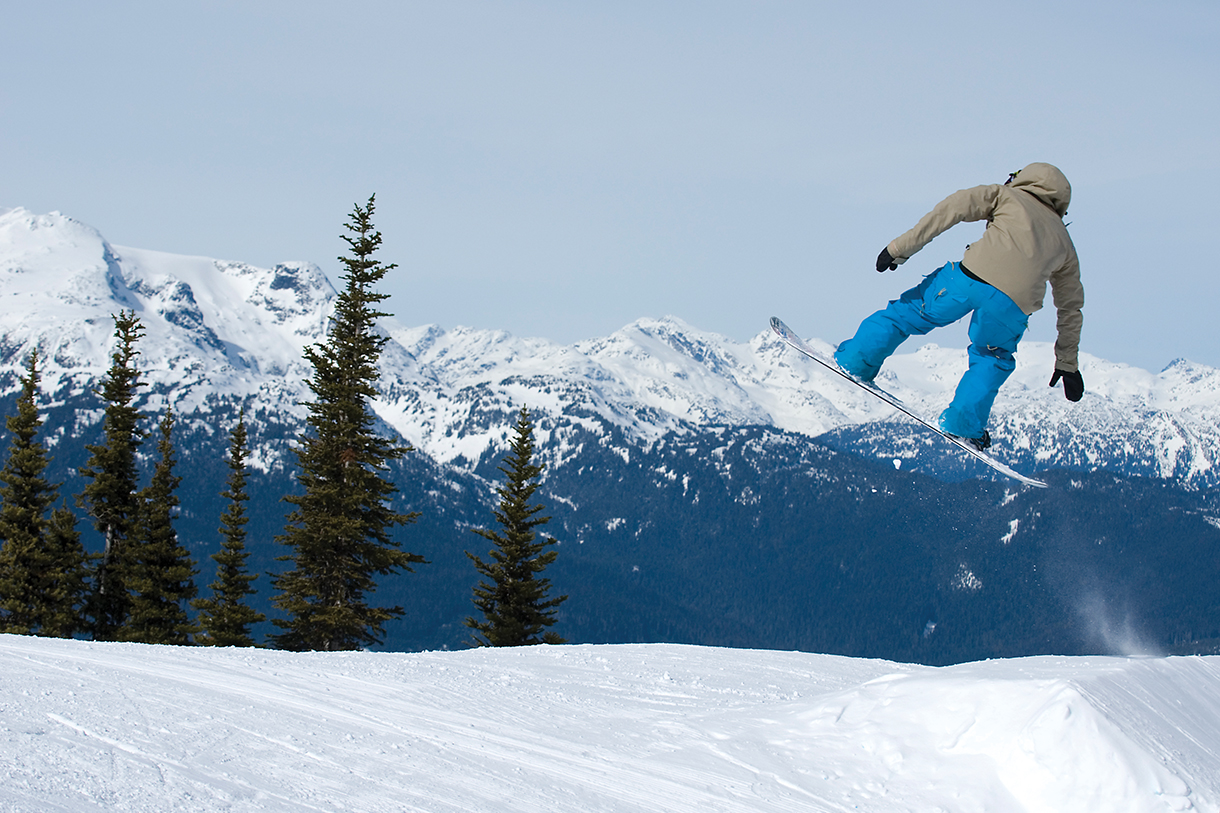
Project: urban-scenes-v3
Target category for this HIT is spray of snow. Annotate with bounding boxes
[1076,590,1164,659]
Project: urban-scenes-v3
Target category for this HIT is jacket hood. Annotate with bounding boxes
[1010,162,1071,217]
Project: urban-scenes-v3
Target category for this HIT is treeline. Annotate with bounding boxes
[0,197,565,651]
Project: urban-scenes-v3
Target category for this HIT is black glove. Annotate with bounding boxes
[876,247,897,273]
[1049,369,1084,402]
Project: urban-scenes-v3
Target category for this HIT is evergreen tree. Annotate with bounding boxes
[78,310,147,640]
[0,350,88,636]
[76,308,145,634]
[466,407,567,647]
[40,504,88,638]
[122,406,197,644]
[194,409,265,646]
[271,195,424,651]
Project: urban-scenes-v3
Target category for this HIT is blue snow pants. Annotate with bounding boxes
[833,262,1029,439]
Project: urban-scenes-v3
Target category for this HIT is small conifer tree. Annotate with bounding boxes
[194,409,265,646]
[122,406,197,644]
[0,350,89,636]
[466,407,567,647]
[78,311,147,640]
[272,196,424,651]
[40,503,88,638]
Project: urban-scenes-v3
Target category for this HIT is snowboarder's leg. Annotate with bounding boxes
[938,285,1028,439]
[835,262,971,382]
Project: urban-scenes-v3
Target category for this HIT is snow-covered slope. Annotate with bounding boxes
[1,634,1216,812]
[3,207,1219,485]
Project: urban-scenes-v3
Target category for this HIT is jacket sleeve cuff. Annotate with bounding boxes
[1053,352,1079,373]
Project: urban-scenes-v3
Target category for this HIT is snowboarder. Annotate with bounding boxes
[833,162,1085,450]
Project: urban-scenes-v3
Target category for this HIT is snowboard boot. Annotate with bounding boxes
[938,414,992,452]
[831,352,879,389]
[955,429,992,452]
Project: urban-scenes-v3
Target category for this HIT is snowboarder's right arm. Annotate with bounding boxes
[1049,249,1084,385]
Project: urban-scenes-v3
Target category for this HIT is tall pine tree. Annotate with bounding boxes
[466,407,567,647]
[122,406,197,645]
[271,196,424,651]
[78,311,147,640]
[0,350,88,637]
[194,409,265,646]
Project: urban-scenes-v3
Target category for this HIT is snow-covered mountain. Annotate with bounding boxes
[0,208,326,410]
[3,206,1217,487]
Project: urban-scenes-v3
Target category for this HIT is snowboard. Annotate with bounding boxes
[770,316,1048,488]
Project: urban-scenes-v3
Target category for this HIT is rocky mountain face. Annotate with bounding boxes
[3,207,1219,659]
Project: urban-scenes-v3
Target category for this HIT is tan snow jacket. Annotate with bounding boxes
[887,162,1084,372]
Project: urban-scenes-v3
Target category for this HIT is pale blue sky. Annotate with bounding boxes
[4,1,1217,370]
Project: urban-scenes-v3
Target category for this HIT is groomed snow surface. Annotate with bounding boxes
[2,637,1217,813]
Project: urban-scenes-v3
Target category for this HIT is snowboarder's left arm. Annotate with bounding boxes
[886,185,1002,266]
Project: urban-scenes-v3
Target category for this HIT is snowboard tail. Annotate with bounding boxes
[770,316,1047,488]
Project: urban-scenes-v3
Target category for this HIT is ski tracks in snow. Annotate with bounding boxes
[1,636,1218,812]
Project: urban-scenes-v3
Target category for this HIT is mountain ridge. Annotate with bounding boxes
[3,206,1217,487]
